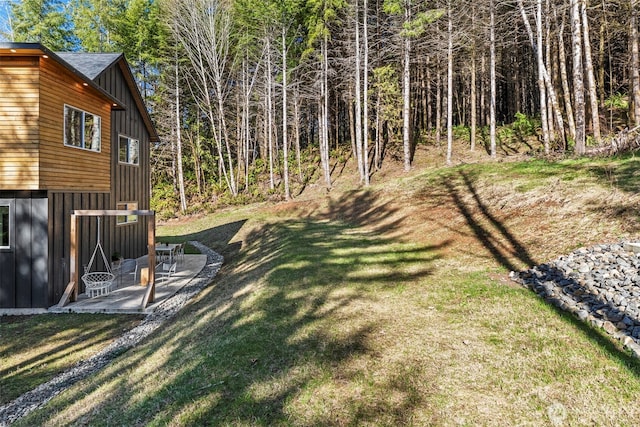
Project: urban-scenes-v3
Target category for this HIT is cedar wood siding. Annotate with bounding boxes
[39,56,114,304]
[0,55,114,307]
[0,56,40,189]
[39,56,112,192]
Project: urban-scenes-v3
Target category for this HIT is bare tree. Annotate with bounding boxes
[174,55,187,213]
[571,0,586,154]
[168,0,238,195]
[446,1,453,164]
[489,0,496,158]
[630,0,640,125]
[581,0,601,142]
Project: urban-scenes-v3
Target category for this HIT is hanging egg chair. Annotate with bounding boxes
[81,217,115,297]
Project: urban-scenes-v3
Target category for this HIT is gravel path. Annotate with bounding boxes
[0,241,223,426]
[511,240,640,357]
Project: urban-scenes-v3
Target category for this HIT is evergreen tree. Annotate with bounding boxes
[10,0,75,50]
[71,0,126,52]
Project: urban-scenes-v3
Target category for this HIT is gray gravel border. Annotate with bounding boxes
[511,240,640,357]
[0,241,223,426]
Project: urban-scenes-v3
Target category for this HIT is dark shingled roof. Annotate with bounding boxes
[55,52,122,80]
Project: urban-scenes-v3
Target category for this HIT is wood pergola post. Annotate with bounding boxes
[141,217,156,309]
[57,213,79,307]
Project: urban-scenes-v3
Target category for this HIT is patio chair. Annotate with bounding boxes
[176,243,185,263]
[156,261,177,282]
[120,259,138,284]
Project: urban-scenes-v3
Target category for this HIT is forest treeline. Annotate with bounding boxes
[3,0,640,216]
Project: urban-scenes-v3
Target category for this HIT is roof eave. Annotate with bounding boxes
[0,42,125,110]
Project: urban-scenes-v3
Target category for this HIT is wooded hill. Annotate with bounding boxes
[4,0,640,217]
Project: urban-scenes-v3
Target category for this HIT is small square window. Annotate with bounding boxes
[117,202,138,225]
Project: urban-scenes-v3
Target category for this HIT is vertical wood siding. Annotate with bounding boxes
[48,191,114,304]
[96,61,151,261]
[0,191,48,308]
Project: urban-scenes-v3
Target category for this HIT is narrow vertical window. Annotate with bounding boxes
[119,136,140,165]
[0,205,9,248]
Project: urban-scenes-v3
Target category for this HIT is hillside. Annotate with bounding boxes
[12,144,640,426]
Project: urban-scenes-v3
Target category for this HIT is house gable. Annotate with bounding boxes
[0,44,117,192]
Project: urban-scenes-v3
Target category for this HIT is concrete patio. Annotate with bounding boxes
[49,254,208,315]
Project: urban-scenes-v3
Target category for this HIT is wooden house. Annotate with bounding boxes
[0,42,159,310]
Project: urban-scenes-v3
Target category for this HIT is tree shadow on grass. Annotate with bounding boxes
[16,192,449,426]
[0,314,142,405]
[444,171,539,272]
[441,171,640,375]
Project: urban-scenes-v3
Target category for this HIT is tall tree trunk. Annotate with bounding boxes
[402,1,411,171]
[266,37,275,190]
[556,8,577,143]
[282,26,291,200]
[243,57,251,190]
[470,42,477,151]
[519,0,549,152]
[426,56,432,130]
[175,57,187,214]
[355,0,364,181]
[520,0,565,151]
[375,92,381,169]
[446,3,453,165]
[349,87,356,159]
[536,0,550,153]
[435,66,442,145]
[545,0,555,141]
[598,0,607,108]
[363,0,370,185]
[571,0,586,154]
[321,33,332,188]
[294,88,303,181]
[630,0,640,125]
[582,0,601,142]
[490,0,496,158]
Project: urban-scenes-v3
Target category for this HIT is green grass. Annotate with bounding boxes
[8,151,640,425]
[0,314,143,405]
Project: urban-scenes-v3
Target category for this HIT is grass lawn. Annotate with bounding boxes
[0,314,143,405]
[7,149,640,425]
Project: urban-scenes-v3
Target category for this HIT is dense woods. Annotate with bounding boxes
[3,0,640,216]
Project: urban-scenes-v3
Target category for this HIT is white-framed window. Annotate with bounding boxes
[64,104,101,152]
[0,204,10,249]
[119,135,140,165]
[116,202,138,225]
